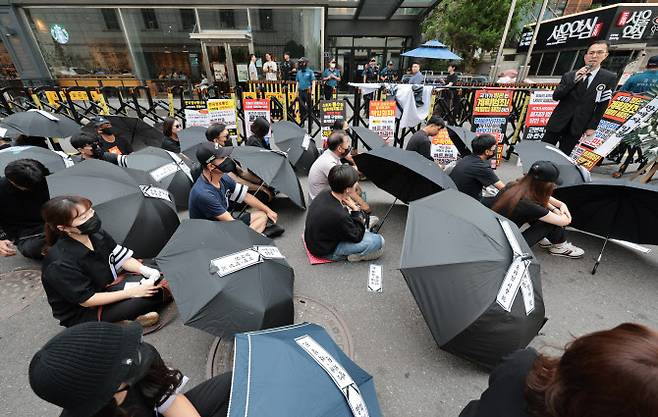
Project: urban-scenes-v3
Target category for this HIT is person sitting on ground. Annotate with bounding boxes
[305,164,384,262]
[449,134,505,201]
[459,322,658,417]
[245,117,271,149]
[324,118,351,150]
[204,123,274,205]
[308,130,372,214]
[488,161,584,258]
[0,159,50,259]
[89,116,133,155]
[161,117,182,153]
[40,195,169,328]
[405,116,446,161]
[29,321,232,417]
[69,132,127,166]
[188,142,278,234]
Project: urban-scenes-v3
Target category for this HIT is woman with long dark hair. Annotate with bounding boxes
[489,161,583,258]
[30,321,231,417]
[161,117,182,153]
[459,322,658,417]
[40,196,169,328]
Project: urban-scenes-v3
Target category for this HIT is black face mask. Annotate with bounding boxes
[91,143,103,158]
[217,158,237,173]
[77,213,102,235]
[100,127,114,136]
[298,63,307,70]
[342,145,352,157]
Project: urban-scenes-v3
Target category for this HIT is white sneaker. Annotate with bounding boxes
[548,242,584,259]
[367,215,380,229]
[538,238,552,249]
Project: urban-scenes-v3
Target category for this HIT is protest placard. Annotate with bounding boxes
[320,100,347,147]
[368,100,396,145]
[208,98,239,143]
[523,90,558,141]
[243,98,272,144]
[472,90,513,168]
[431,128,459,165]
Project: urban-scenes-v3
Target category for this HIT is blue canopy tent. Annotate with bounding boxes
[401,40,462,60]
[228,322,383,417]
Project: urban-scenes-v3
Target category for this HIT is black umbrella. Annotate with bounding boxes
[124,147,194,210]
[47,159,180,259]
[351,126,386,151]
[553,180,658,274]
[446,125,476,156]
[0,145,74,174]
[179,126,208,154]
[231,146,306,209]
[0,110,80,138]
[400,189,545,369]
[90,116,164,152]
[271,120,319,175]
[516,141,589,186]
[155,219,295,338]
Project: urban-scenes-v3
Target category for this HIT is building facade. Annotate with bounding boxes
[0,0,437,89]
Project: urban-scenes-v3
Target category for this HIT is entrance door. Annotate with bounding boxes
[202,40,253,88]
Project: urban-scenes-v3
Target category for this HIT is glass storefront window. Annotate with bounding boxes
[0,39,18,80]
[537,52,557,76]
[121,8,202,85]
[353,37,387,48]
[553,50,577,76]
[25,8,134,78]
[248,8,322,69]
[197,9,249,30]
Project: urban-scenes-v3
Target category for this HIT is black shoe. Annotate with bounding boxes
[263,224,285,238]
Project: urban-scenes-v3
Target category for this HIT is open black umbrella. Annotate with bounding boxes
[155,219,295,338]
[401,189,545,369]
[47,159,180,259]
[446,125,476,156]
[0,110,80,138]
[103,116,164,151]
[0,145,74,174]
[516,141,589,186]
[271,120,319,175]
[553,180,658,273]
[179,126,208,154]
[124,147,194,210]
[351,126,387,151]
[231,146,306,209]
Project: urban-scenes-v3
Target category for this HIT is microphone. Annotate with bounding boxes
[576,64,593,83]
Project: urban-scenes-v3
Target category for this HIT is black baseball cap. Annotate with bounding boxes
[196,142,233,165]
[89,116,110,127]
[529,160,562,185]
[647,55,658,68]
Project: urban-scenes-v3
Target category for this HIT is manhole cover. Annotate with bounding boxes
[0,269,42,321]
[206,294,353,378]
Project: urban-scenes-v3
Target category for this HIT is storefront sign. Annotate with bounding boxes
[208,99,239,144]
[50,24,69,44]
[430,128,459,166]
[243,98,271,144]
[608,7,658,42]
[523,90,558,141]
[368,100,396,145]
[472,90,513,168]
[320,99,347,146]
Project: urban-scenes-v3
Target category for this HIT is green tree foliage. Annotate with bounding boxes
[422,0,538,71]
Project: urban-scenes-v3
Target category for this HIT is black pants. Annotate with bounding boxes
[363,92,374,117]
[15,233,46,260]
[299,90,312,124]
[99,288,168,322]
[542,125,580,156]
[323,85,335,100]
[522,221,566,247]
[185,372,232,417]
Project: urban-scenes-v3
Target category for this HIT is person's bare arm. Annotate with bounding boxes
[539,210,571,227]
[348,188,370,213]
[493,181,506,190]
[80,284,158,307]
[214,211,235,222]
[244,194,278,223]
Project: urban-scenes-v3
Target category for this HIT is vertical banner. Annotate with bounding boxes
[320,100,347,147]
[243,98,272,143]
[523,90,558,141]
[368,100,396,145]
[167,92,175,118]
[472,89,513,168]
[208,98,239,144]
[569,91,651,170]
[183,99,209,127]
[430,128,459,166]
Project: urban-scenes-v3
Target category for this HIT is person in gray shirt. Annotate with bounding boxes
[407,62,425,84]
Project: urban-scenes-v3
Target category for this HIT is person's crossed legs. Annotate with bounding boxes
[328,231,384,262]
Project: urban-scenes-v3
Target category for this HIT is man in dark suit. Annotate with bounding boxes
[542,40,617,155]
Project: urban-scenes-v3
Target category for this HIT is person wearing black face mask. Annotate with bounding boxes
[188,143,279,234]
[70,132,127,166]
[89,116,133,155]
[0,159,50,259]
[449,134,506,201]
[40,195,170,328]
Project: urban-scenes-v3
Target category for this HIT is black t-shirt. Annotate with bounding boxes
[0,177,49,240]
[304,190,366,257]
[41,230,134,327]
[405,130,433,161]
[97,134,133,155]
[449,154,500,200]
[161,135,181,153]
[489,186,550,227]
[245,134,270,150]
[446,72,459,85]
[364,65,380,82]
[459,348,538,417]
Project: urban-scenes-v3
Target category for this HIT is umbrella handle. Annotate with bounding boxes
[233,181,266,219]
[371,198,398,234]
[591,235,610,275]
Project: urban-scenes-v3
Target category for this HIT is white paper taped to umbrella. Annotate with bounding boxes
[0,127,7,138]
[28,108,60,121]
[253,245,285,259]
[138,185,172,202]
[53,150,75,167]
[496,219,535,315]
[164,150,193,181]
[367,264,382,293]
[209,248,263,277]
[296,335,370,417]
[149,162,179,182]
[302,134,312,150]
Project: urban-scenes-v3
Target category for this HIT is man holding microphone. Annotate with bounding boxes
[542,40,616,155]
